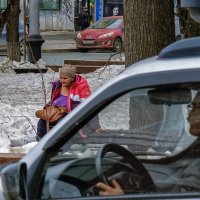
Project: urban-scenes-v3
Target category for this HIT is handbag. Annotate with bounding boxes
[35,105,67,123]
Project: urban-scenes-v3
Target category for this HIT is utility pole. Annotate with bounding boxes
[27,0,44,63]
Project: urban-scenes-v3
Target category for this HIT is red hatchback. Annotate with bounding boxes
[75,16,124,52]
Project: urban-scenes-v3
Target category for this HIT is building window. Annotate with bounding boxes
[40,0,60,11]
[0,0,7,10]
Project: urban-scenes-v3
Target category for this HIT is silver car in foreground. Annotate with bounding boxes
[1,36,200,200]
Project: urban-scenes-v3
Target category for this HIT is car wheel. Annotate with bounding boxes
[79,48,88,52]
[19,40,24,55]
[113,37,122,52]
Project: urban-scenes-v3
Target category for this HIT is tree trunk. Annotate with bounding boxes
[6,0,20,61]
[124,0,175,67]
[124,1,176,132]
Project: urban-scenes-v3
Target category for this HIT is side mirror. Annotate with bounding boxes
[181,0,200,23]
[121,27,124,32]
[0,163,27,200]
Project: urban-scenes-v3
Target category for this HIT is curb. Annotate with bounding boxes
[0,153,24,164]
[42,48,79,53]
[64,59,125,66]
[48,64,102,73]
[0,48,79,54]
[41,31,78,40]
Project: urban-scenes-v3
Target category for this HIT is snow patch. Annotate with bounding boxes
[0,58,125,153]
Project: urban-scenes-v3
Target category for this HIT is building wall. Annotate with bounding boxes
[40,0,75,31]
[19,0,75,31]
[40,10,74,31]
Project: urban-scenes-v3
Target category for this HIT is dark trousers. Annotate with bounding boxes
[36,115,100,140]
[37,119,48,138]
[37,118,62,140]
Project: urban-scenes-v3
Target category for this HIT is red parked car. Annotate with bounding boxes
[75,16,124,52]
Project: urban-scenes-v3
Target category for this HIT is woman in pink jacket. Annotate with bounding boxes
[36,65,92,140]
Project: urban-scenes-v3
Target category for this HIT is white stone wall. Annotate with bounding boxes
[40,0,75,31]
[19,0,75,31]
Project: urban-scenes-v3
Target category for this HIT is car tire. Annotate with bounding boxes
[113,37,122,52]
[79,48,88,52]
[19,40,24,55]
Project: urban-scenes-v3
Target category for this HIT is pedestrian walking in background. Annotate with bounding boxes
[78,7,90,30]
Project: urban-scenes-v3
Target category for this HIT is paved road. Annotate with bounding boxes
[0,31,125,65]
[0,51,125,66]
[41,51,125,65]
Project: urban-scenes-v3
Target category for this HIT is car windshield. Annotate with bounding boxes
[49,83,200,161]
[41,83,200,199]
[89,18,123,29]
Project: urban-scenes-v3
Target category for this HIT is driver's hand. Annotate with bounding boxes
[95,179,124,196]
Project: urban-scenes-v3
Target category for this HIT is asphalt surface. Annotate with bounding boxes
[0,31,125,65]
[0,31,78,54]
[41,31,78,52]
[42,52,125,66]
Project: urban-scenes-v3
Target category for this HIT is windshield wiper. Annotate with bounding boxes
[50,154,78,163]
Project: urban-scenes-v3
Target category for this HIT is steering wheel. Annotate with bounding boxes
[95,143,156,194]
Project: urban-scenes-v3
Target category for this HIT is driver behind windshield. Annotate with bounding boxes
[95,91,200,196]
[96,180,124,196]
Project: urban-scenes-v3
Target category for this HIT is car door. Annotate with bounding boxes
[27,65,200,200]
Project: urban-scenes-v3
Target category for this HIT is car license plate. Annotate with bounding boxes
[83,40,94,44]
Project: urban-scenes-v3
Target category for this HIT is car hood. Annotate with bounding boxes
[80,28,118,39]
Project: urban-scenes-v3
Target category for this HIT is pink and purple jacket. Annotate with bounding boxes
[51,75,91,113]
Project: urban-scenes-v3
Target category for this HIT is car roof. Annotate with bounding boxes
[124,56,200,78]
[124,37,200,77]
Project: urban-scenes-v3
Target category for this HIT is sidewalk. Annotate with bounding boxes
[0,31,79,54]
[41,31,78,52]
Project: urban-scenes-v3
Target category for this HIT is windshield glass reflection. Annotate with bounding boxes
[58,84,199,160]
